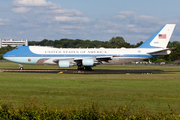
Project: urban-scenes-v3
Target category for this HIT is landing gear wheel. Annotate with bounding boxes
[19,64,24,70]
[77,66,85,70]
[85,67,92,71]
[19,67,24,70]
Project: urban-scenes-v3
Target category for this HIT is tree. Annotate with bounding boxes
[7,45,12,51]
[0,46,15,60]
[109,36,126,48]
[136,41,143,47]
[155,59,165,63]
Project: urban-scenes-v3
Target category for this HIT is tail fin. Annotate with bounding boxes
[138,24,176,48]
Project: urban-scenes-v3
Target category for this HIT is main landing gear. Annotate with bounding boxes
[78,66,84,70]
[77,65,92,71]
[85,66,92,71]
[19,64,24,70]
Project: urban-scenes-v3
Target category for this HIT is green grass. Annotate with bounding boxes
[0,62,180,114]
[1,61,180,71]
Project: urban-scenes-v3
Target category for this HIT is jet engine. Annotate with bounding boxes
[82,59,94,66]
[58,61,70,68]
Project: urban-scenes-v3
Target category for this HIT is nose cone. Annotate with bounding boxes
[3,52,8,59]
[3,50,16,62]
[3,48,16,60]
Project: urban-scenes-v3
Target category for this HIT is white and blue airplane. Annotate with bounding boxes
[3,24,176,70]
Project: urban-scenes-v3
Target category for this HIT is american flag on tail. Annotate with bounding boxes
[158,34,166,39]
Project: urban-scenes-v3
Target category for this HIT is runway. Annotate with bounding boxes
[0,69,177,74]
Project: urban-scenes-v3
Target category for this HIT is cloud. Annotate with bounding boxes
[21,23,38,28]
[51,9,84,16]
[0,18,10,25]
[94,20,121,32]
[35,8,85,18]
[104,29,121,34]
[114,11,136,21]
[86,11,171,43]
[13,0,55,7]
[0,19,9,22]
[60,25,85,30]
[8,0,179,43]
[114,11,160,27]
[9,0,93,41]
[111,11,164,41]
[54,16,91,23]
[12,0,92,24]
[12,7,31,13]
[17,31,25,34]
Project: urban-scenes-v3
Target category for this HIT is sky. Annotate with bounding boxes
[0,0,180,44]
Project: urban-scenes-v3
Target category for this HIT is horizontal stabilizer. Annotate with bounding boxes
[147,48,175,55]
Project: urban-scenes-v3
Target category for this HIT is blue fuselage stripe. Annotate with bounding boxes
[6,54,159,58]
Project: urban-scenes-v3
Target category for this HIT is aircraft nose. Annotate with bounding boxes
[3,52,8,59]
[3,51,12,59]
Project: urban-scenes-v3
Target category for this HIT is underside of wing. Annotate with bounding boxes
[36,56,113,66]
[96,56,112,63]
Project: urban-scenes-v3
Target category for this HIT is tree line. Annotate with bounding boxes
[1,36,180,63]
[28,36,142,48]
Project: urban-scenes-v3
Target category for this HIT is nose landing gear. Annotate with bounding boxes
[19,64,24,70]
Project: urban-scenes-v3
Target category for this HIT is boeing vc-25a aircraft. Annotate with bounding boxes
[3,24,176,70]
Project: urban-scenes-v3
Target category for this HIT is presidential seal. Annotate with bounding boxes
[28,58,31,62]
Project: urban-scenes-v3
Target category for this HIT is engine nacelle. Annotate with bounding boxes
[58,61,70,68]
[82,59,94,66]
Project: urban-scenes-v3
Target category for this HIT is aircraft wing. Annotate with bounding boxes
[96,56,112,62]
[74,56,112,65]
[48,56,113,65]
[53,58,74,63]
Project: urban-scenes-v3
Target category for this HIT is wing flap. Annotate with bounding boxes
[53,58,74,63]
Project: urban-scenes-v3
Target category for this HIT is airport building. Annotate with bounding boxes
[0,39,28,48]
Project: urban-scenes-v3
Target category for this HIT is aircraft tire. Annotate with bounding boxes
[19,67,24,70]
[85,67,92,71]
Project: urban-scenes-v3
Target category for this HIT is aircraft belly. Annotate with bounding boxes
[42,58,57,65]
[36,58,50,65]
[104,57,150,65]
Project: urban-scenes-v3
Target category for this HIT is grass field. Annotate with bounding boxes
[0,62,180,114]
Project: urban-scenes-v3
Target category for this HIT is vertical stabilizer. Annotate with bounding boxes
[138,24,176,48]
